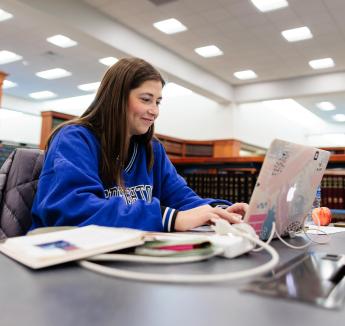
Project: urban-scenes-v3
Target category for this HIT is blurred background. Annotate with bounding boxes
[0,0,344,148]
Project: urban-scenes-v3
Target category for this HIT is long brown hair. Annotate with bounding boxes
[47,57,165,187]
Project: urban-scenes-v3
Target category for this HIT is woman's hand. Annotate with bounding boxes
[174,203,248,232]
[225,202,249,219]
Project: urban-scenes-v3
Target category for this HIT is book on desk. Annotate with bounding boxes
[0,225,144,269]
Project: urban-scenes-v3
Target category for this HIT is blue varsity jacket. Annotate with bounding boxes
[31,125,231,232]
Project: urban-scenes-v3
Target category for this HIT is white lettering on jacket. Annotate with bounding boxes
[104,185,153,204]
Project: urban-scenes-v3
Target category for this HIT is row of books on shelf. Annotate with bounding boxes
[1,141,344,210]
[180,169,345,210]
[181,171,257,204]
[321,174,344,209]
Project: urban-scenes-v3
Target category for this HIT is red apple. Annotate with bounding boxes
[312,207,332,226]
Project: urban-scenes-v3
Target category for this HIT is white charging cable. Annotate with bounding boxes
[253,214,330,251]
[86,248,222,265]
[301,213,330,245]
[78,223,279,283]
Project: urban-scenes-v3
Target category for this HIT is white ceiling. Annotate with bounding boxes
[1,0,345,126]
[85,0,345,84]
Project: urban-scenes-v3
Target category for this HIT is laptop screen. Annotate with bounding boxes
[244,139,330,240]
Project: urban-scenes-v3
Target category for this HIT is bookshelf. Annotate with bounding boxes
[38,112,267,159]
[172,157,345,210]
[0,71,8,107]
[155,134,266,158]
[321,147,345,155]
[36,111,345,210]
[40,111,76,149]
[181,168,258,204]
[321,170,345,210]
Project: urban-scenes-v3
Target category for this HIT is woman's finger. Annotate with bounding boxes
[226,203,249,215]
[213,207,243,223]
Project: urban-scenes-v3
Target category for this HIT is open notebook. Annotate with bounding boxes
[244,139,330,240]
[0,226,144,269]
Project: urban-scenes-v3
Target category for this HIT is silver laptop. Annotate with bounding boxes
[244,139,330,240]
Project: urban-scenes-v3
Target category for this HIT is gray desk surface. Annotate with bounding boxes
[0,232,345,326]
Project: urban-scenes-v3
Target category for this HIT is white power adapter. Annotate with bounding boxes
[210,220,257,258]
[79,220,280,283]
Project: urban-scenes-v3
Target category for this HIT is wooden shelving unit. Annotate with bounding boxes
[38,111,345,167]
[0,71,8,107]
[40,111,76,149]
[155,134,266,159]
[170,154,345,165]
[321,147,345,155]
[17,110,344,209]
[37,111,345,168]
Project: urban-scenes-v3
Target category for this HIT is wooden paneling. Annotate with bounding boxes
[321,147,345,155]
[37,112,345,166]
[40,111,76,149]
[155,134,263,159]
[171,156,265,164]
[0,71,8,108]
[213,139,241,157]
[185,144,213,157]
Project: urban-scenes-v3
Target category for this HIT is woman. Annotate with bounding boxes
[31,57,248,232]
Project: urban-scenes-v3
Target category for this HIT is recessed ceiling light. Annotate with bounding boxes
[153,18,187,34]
[250,0,288,12]
[309,58,335,70]
[332,114,345,122]
[194,45,223,58]
[316,101,336,111]
[29,91,57,99]
[98,57,118,66]
[46,34,78,48]
[0,50,22,65]
[78,82,101,92]
[2,80,17,89]
[281,26,313,42]
[0,8,13,22]
[233,70,258,80]
[36,68,72,80]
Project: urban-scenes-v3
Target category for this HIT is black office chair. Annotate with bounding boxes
[0,148,44,240]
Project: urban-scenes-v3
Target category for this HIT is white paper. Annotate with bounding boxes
[306,226,345,235]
